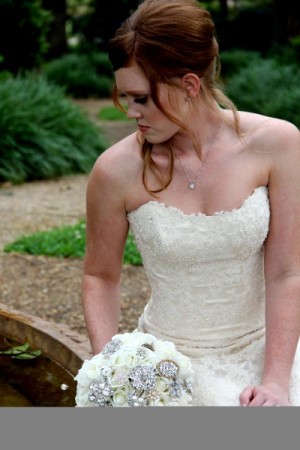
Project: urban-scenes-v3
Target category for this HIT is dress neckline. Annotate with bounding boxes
[127,185,268,219]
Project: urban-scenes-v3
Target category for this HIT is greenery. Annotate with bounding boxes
[219,49,262,78]
[0,341,41,360]
[4,220,142,265]
[42,52,114,98]
[0,0,51,73]
[0,75,108,183]
[99,105,131,121]
[225,58,300,128]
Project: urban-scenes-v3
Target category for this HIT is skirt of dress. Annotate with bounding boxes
[138,315,300,406]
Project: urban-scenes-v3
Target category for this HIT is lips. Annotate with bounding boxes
[138,124,149,132]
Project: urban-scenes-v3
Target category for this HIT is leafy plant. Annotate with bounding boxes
[219,49,262,78]
[4,221,87,258]
[4,220,142,265]
[0,75,108,183]
[42,52,114,98]
[0,341,41,360]
[225,59,300,128]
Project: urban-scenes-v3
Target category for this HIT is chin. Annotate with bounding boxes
[145,133,177,145]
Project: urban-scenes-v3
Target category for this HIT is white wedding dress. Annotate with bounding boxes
[127,186,300,406]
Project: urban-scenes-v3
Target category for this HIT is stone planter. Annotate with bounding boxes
[0,303,92,406]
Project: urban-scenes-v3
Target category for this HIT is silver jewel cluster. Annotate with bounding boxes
[157,360,179,378]
[102,338,123,357]
[129,365,157,391]
[88,376,114,407]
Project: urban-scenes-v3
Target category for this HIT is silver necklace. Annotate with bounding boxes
[175,120,222,190]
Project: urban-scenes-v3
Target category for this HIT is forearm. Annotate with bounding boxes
[263,275,300,389]
[82,274,121,355]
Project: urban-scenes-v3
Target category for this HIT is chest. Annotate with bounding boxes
[128,187,270,269]
[154,154,268,216]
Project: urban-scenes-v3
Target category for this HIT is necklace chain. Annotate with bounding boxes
[175,120,222,190]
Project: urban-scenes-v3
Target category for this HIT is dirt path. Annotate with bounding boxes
[0,100,150,338]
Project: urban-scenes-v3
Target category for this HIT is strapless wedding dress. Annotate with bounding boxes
[127,186,300,406]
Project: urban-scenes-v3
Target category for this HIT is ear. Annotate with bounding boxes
[181,73,201,98]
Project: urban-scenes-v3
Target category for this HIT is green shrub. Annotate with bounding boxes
[220,49,262,78]
[268,38,300,66]
[42,52,114,98]
[4,220,142,265]
[4,221,87,258]
[0,75,108,183]
[225,59,300,128]
[86,52,114,78]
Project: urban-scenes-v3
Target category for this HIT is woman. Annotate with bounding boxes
[82,0,300,406]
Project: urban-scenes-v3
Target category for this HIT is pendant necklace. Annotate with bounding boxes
[175,120,222,190]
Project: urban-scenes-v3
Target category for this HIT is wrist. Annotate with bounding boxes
[262,379,290,391]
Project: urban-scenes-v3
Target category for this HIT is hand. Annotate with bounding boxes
[239,381,290,407]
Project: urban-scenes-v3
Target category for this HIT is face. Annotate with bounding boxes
[115,62,189,144]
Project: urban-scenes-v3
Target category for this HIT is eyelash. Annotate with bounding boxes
[119,94,148,105]
[134,96,148,105]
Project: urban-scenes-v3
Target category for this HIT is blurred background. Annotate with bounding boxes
[0,0,299,185]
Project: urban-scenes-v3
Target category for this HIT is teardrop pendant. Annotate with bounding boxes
[188,182,196,190]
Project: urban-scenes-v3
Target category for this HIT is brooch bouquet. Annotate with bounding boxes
[75,331,194,407]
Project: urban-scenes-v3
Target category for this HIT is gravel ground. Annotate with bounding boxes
[0,100,150,342]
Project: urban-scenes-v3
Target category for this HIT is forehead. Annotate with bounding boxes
[115,63,150,94]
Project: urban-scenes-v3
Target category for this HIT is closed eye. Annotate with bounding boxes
[134,96,148,105]
[117,92,149,105]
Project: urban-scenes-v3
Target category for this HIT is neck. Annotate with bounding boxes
[169,108,223,159]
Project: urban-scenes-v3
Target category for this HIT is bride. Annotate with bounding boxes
[81,0,300,406]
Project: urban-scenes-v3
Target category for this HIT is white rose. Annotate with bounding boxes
[121,331,158,348]
[154,340,176,353]
[156,378,169,393]
[84,362,103,380]
[112,352,139,368]
[151,399,165,406]
[75,363,98,386]
[75,388,91,407]
[112,390,128,407]
[176,359,194,378]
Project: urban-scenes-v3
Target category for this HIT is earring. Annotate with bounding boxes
[185,86,192,101]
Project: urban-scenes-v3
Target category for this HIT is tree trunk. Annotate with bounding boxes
[42,0,67,59]
[273,0,300,44]
[219,0,228,20]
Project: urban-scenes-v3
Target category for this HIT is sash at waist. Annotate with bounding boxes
[137,312,265,358]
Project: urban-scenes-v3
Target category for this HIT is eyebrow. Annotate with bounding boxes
[117,90,148,96]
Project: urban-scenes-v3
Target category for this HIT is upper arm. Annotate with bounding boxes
[83,149,130,282]
[264,121,300,281]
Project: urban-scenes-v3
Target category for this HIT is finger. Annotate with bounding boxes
[239,386,255,406]
[248,393,267,407]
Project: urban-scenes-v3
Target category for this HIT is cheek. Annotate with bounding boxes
[146,122,180,144]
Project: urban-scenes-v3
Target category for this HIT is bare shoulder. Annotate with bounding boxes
[238,111,300,157]
[88,132,142,190]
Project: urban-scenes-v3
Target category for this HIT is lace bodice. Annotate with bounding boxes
[127,187,269,353]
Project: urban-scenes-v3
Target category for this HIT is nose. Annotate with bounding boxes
[126,106,142,120]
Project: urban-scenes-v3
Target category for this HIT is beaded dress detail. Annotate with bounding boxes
[127,186,300,406]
